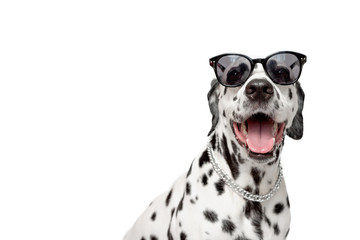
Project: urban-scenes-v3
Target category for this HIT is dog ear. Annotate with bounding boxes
[207,79,220,136]
[287,82,305,140]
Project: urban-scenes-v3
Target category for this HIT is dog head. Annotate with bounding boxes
[208,52,305,164]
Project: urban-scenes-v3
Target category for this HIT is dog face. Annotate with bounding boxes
[208,62,305,164]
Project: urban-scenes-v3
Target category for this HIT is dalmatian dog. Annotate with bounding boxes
[123,51,306,240]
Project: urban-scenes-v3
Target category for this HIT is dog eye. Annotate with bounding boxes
[226,64,249,85]
[270,66,290,81]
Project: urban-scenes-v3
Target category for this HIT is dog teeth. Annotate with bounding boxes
[241,122,247,135]
[272,123,278,136]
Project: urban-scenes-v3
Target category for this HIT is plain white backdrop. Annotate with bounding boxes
[1,0,359,239]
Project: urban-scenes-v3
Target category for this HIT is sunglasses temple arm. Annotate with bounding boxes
[209,60,226,72]
[300,56,307,65]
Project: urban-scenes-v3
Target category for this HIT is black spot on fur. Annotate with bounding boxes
[199,150,210,168]
[251,167,262,186]
[210,134,217,151]
[244,201,262,219]
[265,216,271,227]
[273,223,280,235]
[176,194,184,216]
[265,215,271,227]
[288,88,293,99]
[167,211,174,240]
[180,232,187,240]
[285,228,290,238]
[273,203,284,214]
[252,219,263,239]
[276,90,280,99]
[215,179,225,195]
[233,96,238,101]
[243,100,250,109]
[286,196,290,208]
[223,109,226,117]
[208,169,213,177]
[231,140,238,155]
[234,235,251,240]
[202,174,208,186]
[150,235,158,240]
[244,193,263,239]
[190,199,195,204]
[222,219,236,235]
[275,148,280,160]
[167,227,173,240]
[238,154,245,164]
[141,237,146,240]
[221,134,240,179]
[186,182,191,195]
[186,162,193,178]
[244,185,252,193]
[274,100,279,110]
[203,209,218,223]
[224,87,228,95]
[151,212,156,221]
[267,158,278,166]
[165,189,173,206]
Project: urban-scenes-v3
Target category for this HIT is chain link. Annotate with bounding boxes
[207,144,283,202]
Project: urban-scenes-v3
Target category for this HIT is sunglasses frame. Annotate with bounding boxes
[209,51,307,87]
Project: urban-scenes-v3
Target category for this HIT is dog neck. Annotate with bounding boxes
[209,126,282,196]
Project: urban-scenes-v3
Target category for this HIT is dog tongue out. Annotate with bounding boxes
[246,118,275,154]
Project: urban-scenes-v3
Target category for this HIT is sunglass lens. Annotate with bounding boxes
[216,55,251,86]
[266,53,301,84]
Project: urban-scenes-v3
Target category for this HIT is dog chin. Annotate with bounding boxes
[243,147,277,164]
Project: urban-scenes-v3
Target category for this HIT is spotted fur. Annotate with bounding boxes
[123,61,304,240]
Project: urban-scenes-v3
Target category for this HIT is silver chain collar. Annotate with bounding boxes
[207,143,283,202]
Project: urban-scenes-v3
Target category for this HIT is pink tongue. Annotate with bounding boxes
[247,118,274,154]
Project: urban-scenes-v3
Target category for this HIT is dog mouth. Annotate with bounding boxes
[232,113,285,160]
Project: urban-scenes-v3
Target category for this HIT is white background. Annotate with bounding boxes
[1,0,359,239]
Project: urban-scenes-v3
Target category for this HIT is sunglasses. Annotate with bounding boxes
[209,51,306,87]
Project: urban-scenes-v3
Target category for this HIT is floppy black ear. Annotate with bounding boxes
[287,82,305,140]
[207,79,220,136]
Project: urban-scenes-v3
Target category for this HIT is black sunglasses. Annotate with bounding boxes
[209,51,306,87]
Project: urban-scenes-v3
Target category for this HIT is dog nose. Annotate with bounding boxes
[245,79,274,102]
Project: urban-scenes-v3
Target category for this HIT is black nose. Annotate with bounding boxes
[245,79,274,102]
